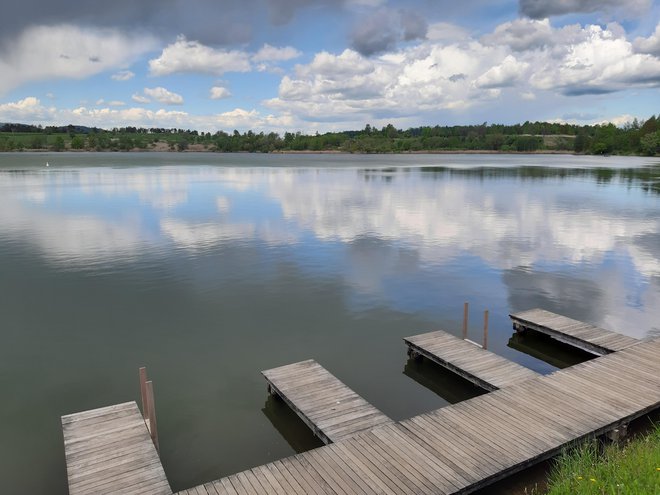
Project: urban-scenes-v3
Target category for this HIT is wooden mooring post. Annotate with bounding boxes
[483,310,489,350]
[139,367,150,421]
[139,366,160,452]
[461,303,489,350]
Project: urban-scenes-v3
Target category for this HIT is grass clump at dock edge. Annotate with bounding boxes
[545,423,660,494]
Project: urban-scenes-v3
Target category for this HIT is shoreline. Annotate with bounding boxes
[269,149,578,155]
[1,148,586,156]
[2,147,653,158]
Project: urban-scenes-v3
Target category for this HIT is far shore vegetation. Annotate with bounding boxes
[1,117,659,156]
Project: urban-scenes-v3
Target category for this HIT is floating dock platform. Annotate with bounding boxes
[61,309,659,495]
[61,401,170,495]
[510,308,639,356]
[404,330,540,391]
[177,337,660,494]
[262,359,393,444]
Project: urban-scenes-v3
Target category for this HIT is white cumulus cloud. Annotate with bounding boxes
[482,18,554,51]
[264,19,660,125]
[143,87,184,105]
[132,94,151,104]
[475,55,527,88]
[0,95,296,133]
[529,24,660,95]
[210,86,232,100]
[0,97,50,121]
[252,44,301,62]
[634,22,660,56]
[95,99,125,107]
[26,97,192,129]
[148,36,251,76]
[214,108,260,128]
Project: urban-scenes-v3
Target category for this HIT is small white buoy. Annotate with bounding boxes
[46,162,49,167]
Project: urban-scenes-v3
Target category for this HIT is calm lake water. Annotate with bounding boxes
[1,152,659,494]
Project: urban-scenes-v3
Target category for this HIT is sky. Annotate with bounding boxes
[0,0,659,133]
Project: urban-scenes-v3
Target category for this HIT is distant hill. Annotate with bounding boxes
[0,123,98,134]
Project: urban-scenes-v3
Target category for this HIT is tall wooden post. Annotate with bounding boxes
[146,380,159,452]
[483,310,489,350]
[462,302,469,340]
[139,367,149,420]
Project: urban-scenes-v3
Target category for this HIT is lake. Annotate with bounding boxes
[0,152,658,494]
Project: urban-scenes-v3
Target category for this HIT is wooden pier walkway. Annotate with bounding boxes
[178,336,660,495]
[61,401,171,495]
[510,308,638,356]
[404,330,540,391]
[262,359,393,444]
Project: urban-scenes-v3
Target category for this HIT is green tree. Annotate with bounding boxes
[640,131,660,156]
[513,136,542,152]
[485,133,505,150]
[29,135,46,149]
[383,124,398,138]
[51,136,65,151]
[574,133,589,153]
[640,116,658,136]
[70,136,85,149]
[118,135,134,150]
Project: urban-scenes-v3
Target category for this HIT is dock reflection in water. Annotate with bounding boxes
[261,394,324,453]
[403,358,487,404]
[508,331,595,369]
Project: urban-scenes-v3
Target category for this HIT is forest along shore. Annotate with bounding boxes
[1,117,659,155]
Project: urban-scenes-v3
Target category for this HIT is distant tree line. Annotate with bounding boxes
[0,117,659,155]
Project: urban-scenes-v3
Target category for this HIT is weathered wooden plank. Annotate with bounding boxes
[270,460,307,495]
[376,423,470,492]
[274,457,324,495]
[331,440,399,495]
[304,448,353,495]
[404,329,539,390]
[62,402,136,424]
[510,308,638,355]
[62,401,171,495]
[394,418,473,491]
[173,337,660,495]
[217,477,239,495]
[358,431,433,493]
[262,359,393,444]
[340,436,416,494]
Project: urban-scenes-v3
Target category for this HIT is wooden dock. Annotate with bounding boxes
[404,330,540,391]
[262,359,393,444]
[510,308,639,356]
[62,401,171,495]
[178,336,660,495]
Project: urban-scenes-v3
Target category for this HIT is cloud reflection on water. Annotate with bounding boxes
[0,162,658,337]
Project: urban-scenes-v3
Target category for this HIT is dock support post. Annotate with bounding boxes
[407,346,422,362]
[146,380,159,452]
[462,302,469,340]
[139,367,150,421]
[483,310,489,350]
[139,366,159,453]
[606,423,628,444]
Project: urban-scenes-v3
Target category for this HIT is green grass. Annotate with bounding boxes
[0,132,68,145]
[545,423,660,494]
